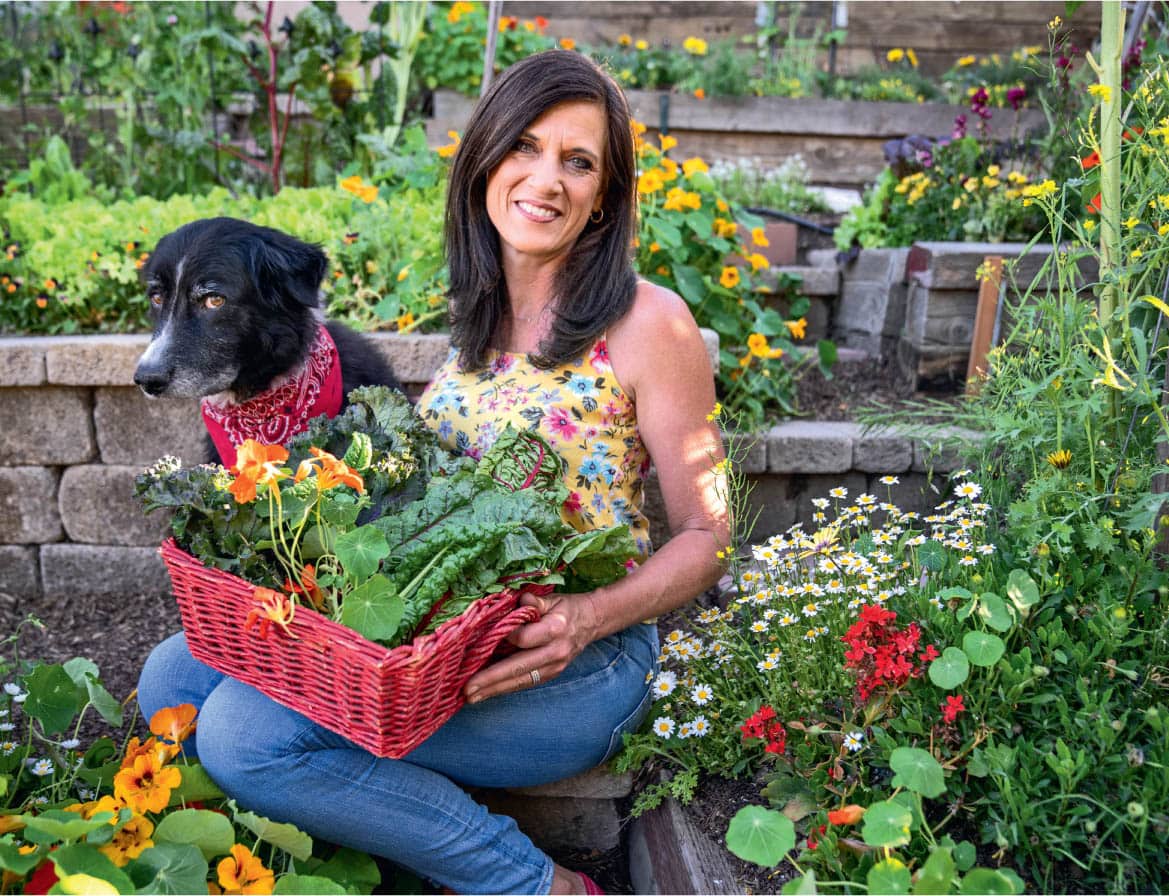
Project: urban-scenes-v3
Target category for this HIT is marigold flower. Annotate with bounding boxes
[114,752,182,814]
[149,703,197,745]
[828,804,866,825]
[719,266,741,289]
[784,317,807,340]
[218,844,275,895]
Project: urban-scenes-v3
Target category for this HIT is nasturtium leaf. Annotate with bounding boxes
[962,630,1005,667]
[781,870,818,894]
[274,874,349,894]
[976,593,1014,632]
[168,762,226,806]
[154,809,235,861]
[127,842,210,895]
[890,747,946,798]
[233,808,314,861]
[725,805,796,868]
[960,868,1022,894]
[0,839,43,874]
[334,526,390,581]
[1005,569,1040,611]
[311,846,383,892]
[952,840,977,872]
[20,810,116,844]
[48,843,134,894]
[61,657,100,688]
[319,493,363,529]
[928,647,970,689]
[912,845,956,895]
[672,264,706,306]
[867,858,911,894]
[861,800,913,848]
[817,339,837,372]
[339,575,404,642]
[916,540,946,572]
[20,664,84,734]
[936,586,973,603]
[84,678,123,727]
[55,872,121,894]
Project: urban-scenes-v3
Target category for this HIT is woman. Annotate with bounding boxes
[138,50,728,895]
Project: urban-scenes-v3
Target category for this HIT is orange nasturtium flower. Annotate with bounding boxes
[637,168,666,195]
[659,133,678,153]
[121,736,180,771]
[339,175,378,204]
[827,804,866,826]
[437,130,461,159]
[745,252,769,272]
[719,266,741,289]
[747,332,784,359]
[246,587,298,640]
[101,812,156,866]
[682,157,709,177]
[751,226,770,247]
[149,703,198,745]
[218,844,275,896]
[229,441,289,504]
[114,752,182,814]
[294,447,365,494]
[785,317,808,340]
[284,564,326,611]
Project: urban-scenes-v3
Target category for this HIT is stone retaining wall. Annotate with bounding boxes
[0,332,974,608]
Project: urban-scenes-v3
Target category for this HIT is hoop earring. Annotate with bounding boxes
[590,208,604,224]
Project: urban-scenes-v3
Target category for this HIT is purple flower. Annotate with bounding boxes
[166,14,178,25]
[952,114,967,140]
[970,87,992,120]
[1006,86,1027,111]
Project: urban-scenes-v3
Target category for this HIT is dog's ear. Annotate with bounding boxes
[251,231,329,308]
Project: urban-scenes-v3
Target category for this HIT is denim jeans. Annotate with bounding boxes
[137,622,658,895]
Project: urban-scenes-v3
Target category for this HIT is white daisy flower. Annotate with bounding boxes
[30,758,54,777]
[858,493,877,506]
[959,555,978,567]
[954,482,983,499]
[690,715,711,737]
[802,628,820,642]
[0,708,8,716]
[977,543,996,555]
[653,717,676,738]
[751,620,769,633]
[0,741,17,754]
[802,602,821,617]
[0,723,14,732]
[879,475,900,485]
[779,613,798,627]
[58,738,81,750]
[930,596,945,610]
[756,657,779,672]
[678,722,694,739]
[3,683,24,697]
[652,670,678,698]
[690,683,714,705]
[829,487,848,499]
[843,731,865,752]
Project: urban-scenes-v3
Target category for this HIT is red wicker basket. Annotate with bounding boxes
[159,538,544,758]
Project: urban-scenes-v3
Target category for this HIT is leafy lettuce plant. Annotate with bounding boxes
[136,387,638,649]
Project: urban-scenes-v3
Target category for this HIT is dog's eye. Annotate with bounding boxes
[204,295,226,309]
[148,292,163,307]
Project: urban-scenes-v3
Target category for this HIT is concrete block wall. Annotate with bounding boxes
[0,328,976,606]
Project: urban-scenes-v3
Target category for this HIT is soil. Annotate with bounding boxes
[1,358,963,895]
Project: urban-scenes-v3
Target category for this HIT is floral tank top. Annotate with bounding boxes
[416,339,653,560]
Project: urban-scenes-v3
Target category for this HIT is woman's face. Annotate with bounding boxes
[485,100,606,269]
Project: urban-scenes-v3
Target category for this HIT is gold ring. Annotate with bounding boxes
[529,669,541,686]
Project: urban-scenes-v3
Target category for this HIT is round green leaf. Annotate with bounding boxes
[916,540,946,571]
[339,575,404,642]
[1005,569,1040,609]
[976,593,1014,632]
[889,747,946,799]
[962,630,1005,667]
[781,870,818,894]
[867,858,911,894]
[48,843,135,894]
[154,809,235,861]
[127,842,210,895]
[952,840,977,872]
[233,809,314,861]
[21,664,84,735]
[275,874,349,894]
[960,868,1022,895]
[861,800,913,848]
[725,806,796,868]
[914,846,957,894]
[928,647,970,690]
[334,525,390,581]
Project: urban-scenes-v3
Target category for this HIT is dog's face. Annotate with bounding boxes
[133,217,328,400]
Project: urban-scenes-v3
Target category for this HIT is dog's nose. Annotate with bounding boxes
[134,363,171,397]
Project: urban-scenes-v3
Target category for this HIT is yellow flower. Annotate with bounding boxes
[887,48,905,63]
[1046,449,1072,469]
[618,33,632,46]
[339,175,378,203]
[716,198,728,213]
[1124,216,1141,229]
[149,704,197,745]
[682,157,709,177]
[218,844,275,895]
[987,164,1001,177]
[683,36,708,55]
[659,156,679,181]
[719,266,741,289]
[637,168,665,194]
[101,813,155,867]
[436,130,460,158]
[952,197,963,210]
[559,37,576,50]
[747,332,783,359]
[635,39,648,51]
[447,1,475,24]
[1088,83,1112,102]
[648,242,661,253]
[906,48,918,68]
[745,252,769,272]
[705,402,722,422]
[751,226,769,247]
[663,187,701,211]
[1159,223,1169,236]
[1131,249,1143,259]
[785,317,807,340]
[963,177,979,192]
[713,218,738,238]
[397,265,411,282]
[1049,15,1062,29]
[1084,219,1097,231]
[659,134,678,153]
[956,54,976,67]
[113,752,182,815]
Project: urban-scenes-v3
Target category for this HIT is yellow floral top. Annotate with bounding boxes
[416,339,653,560]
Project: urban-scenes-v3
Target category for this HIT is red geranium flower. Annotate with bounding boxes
[941,694,966,723]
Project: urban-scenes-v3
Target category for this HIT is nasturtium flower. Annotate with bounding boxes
[659,134,678,153]
[784,317,807,340]
[719,266,741,289]
[747,332,783,359]
[149,703,197,745]
[437,130,460,159]
[617,33,632,46]
[956,54,976,67]
[637,168,665,195]
[682,36,707,55]
[101,813,155,866]
[828,804,866,825]
[114,752,182,814]
[447,1,474,24]
[635,39,648,51]
[294,447,364,494]
[745,252,769,272]
[339,175,378,204]
[887,48,905,62]
[713,218,738,239]
[218,844,275,895]
[559,37,576,50]
[682,157,709,177]
[663,187,702,212]
[750,226,769,247]
[229,441,289,504]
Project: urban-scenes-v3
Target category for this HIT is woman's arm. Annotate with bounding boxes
[466,281,730,702]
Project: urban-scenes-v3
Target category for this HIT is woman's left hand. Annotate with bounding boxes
[463,591,601,703]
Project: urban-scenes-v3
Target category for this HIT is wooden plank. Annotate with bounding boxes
[628,795,741,895]
[966,256,1003,393]
[908,242,1098,291]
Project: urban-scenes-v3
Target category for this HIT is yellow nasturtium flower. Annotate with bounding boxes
[719,266,741,289]
[682,157,709,177]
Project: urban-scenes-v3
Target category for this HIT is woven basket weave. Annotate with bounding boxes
[160,538,543,758]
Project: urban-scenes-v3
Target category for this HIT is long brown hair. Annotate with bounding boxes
[444,49,638,370]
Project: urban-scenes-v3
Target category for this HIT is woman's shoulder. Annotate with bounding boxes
[607,280,710,398]
[610,279,700,341]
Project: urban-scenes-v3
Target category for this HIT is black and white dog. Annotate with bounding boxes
[133,217,400,467]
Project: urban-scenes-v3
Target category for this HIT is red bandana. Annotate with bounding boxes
[201,325,343,469]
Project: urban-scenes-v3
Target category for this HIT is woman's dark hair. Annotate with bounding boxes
[444,49,638,370]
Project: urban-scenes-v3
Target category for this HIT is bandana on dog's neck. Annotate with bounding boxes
[201,325,342,469]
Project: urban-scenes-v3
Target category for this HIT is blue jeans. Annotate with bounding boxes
[137,623,657,895]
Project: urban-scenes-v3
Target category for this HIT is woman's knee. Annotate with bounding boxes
[137,632,220,721]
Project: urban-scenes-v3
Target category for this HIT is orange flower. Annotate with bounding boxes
[101,813,155,866]
[284,564,326,611]
[694,87,706,99]
[294,447,364,494]
[121,735,180,770]
[217,844,275,895]
[149,703,198,745]
[1081,150,1101,170]
[246,587,298,640]
[827,804,866,825]
[339,175,378,203]
[114,752,182,814]
[437,130,461,159]
[745,252,769,272]
[228,441,289,504]
[719,266,741,289]
[747,332,784,359]
[559,37,576,50]
[785,317,807,340]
